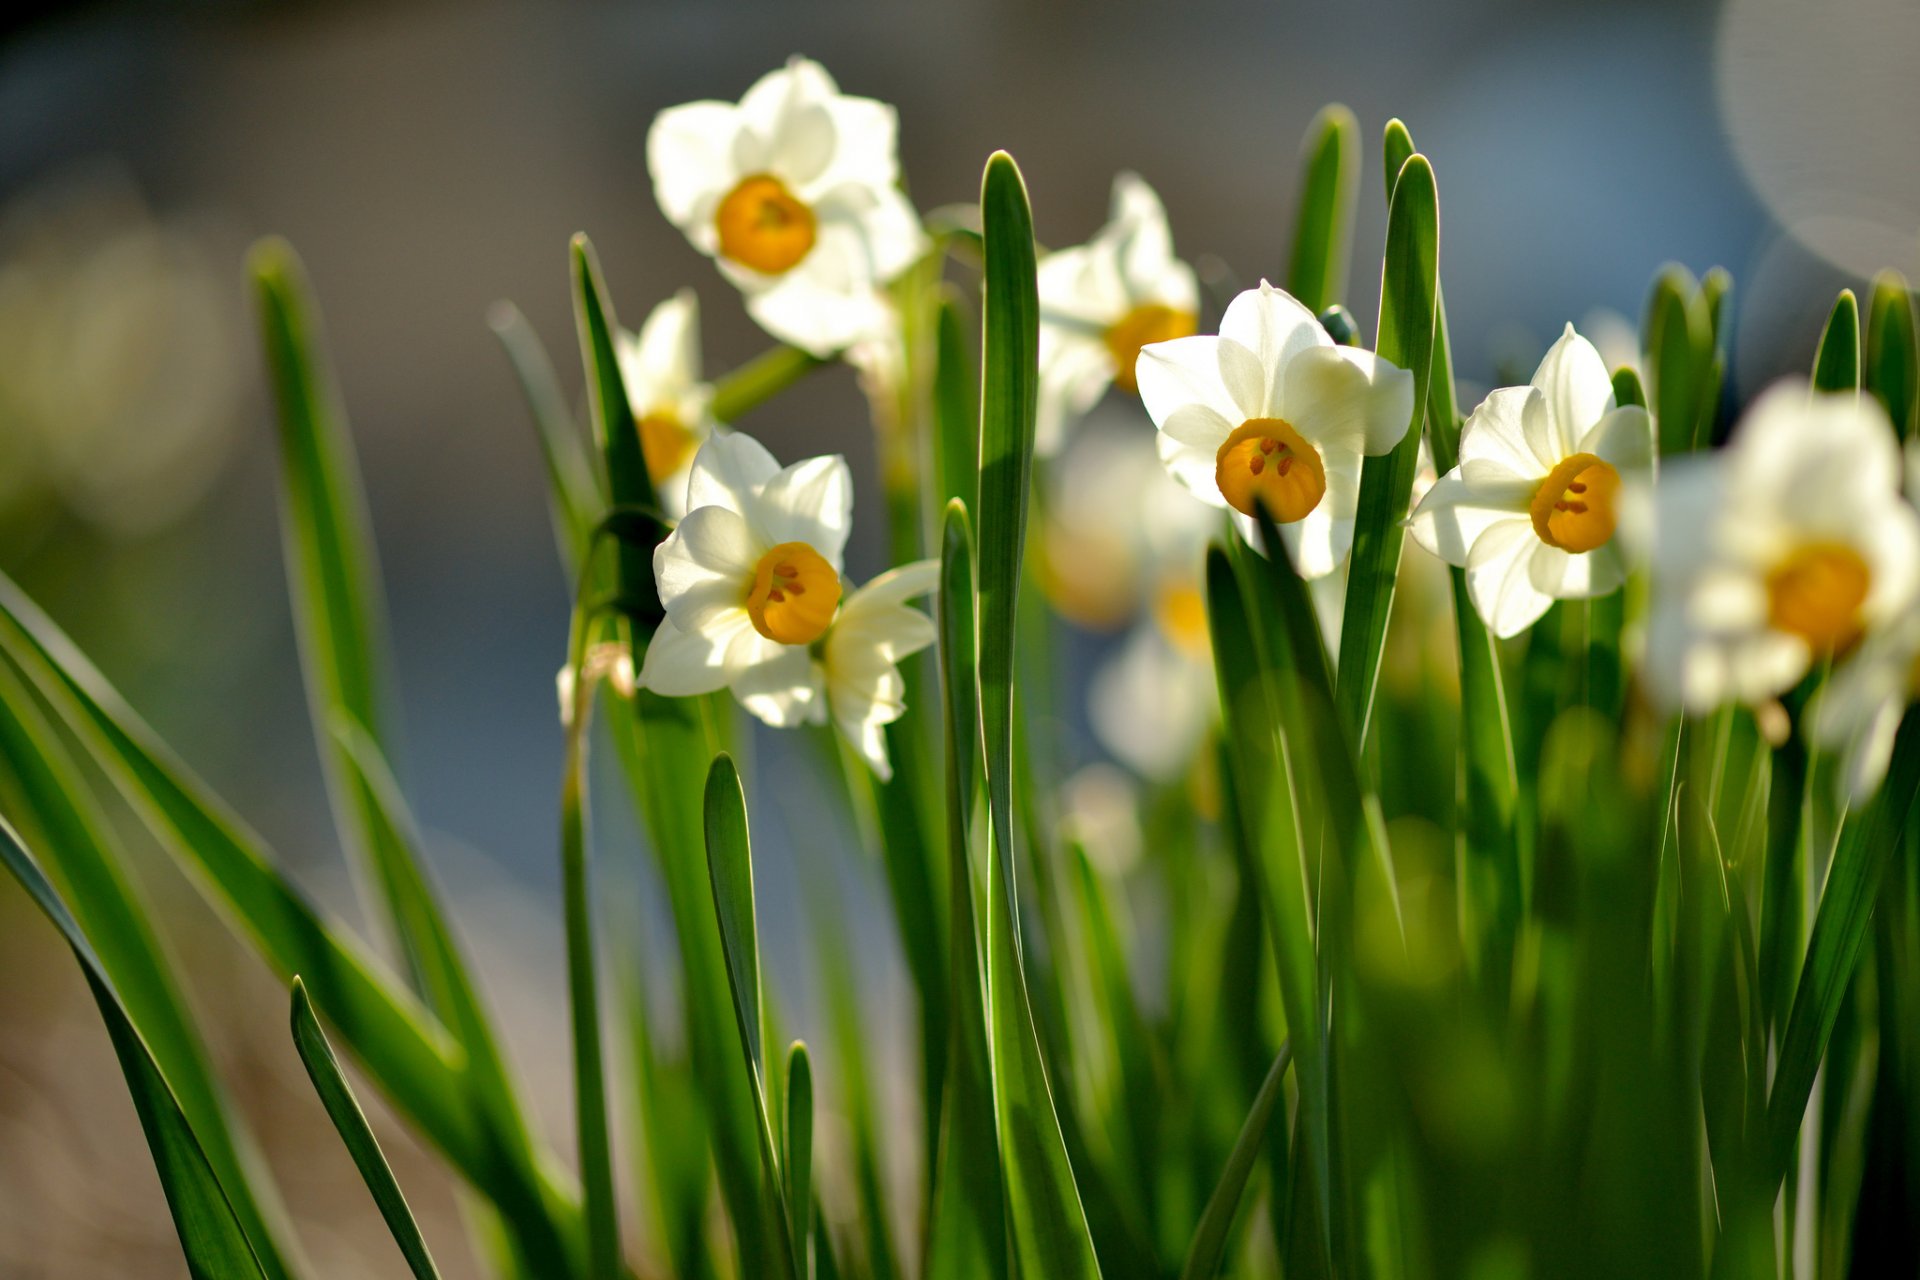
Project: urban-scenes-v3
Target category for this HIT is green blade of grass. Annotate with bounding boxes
[0,658,303,1279]
[976,150,1103,1280]
[785,1042,814,1271]
[926,501,1009,1280]
[1812,289,1862,394]
[291,978,444,1280]
[489,299,603,579]
[0,571,582,1274]
[1335,151,1439,750]
[0,817,269,1280]
[1643,265,1713,455]
[936,293,981,521]
[1766,711,1920,1183]
[1865,272,1918,440]
[703,754,801,1280]
[1179,1040,1294,1280]
[1286,105,1360,314]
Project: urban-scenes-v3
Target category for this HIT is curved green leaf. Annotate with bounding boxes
[1179,1041,1294,1280]
[489,299,603,578]
[1287,105,1360,314]
[1643,264,1714,454]
[1866,272,1918,439]
[1812,288,1861,394]
[785,1042,814,1268]
[291,978,443,1279]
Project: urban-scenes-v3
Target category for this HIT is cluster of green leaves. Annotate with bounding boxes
[1,103,1918,1280]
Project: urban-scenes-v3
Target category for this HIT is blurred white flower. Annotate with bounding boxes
[639,432,851,725]
[1035,173,1199,455]
[647,56,925,357]
[617,289,714,517]
[1647,383,1920,711]
[556,642,637,727]
[1408,325,1653,638]
[1137,280,1414,578]
[1808,603,1920,801]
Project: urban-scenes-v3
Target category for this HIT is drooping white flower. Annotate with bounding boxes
[1035,173,1199,455]
[1647,382,1920,712]
[1136,280,1415,578]
[616,289,714,517]
[639,432,851,725]
[646,56,925,357]
[1407,325,1653,638]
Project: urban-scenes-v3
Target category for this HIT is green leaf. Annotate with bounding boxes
[1642,264,1713,455]
[1381,119,1414,198]
[1335,151,1439,749]
[710,343,826,424]
[1179,1041,1294,1280]
[976,150,1103,1280]
[1286,105,1360,314]
[1865,272,1917,439]
[785,1042,814,1270]
[704,753,801,1280]
[0,571,582,1275]
[0,817,268,1280]
[1812,289,1862,394]
[0,657,302,1279]
[936,292,981,519]
[1766,711,1920,1182]
[291,978,443,1279]
[927,501,1009,1280]
[489,299,603,579]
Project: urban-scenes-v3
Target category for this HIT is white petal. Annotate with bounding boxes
[647,102,741,236]
[1279,344,1416,456]
[734,58,840,180]
[685,432,782,517]
[1458,387,1549,479]
[1090,626,1214,779]
[1527,540,1626,600]
[1136,336,1242,431]
[1407,469,1533,567]
[1157,431,1230,508]
[843,559,939,612]
[1530,324,1615,454]
[1035,330,1116,456]
[741,222,894,354]
[1242,503,1354,580]
[1215,339,1269,421]
[620,289,703,413]
[815,93,903,193]
[1578,404,1653,474]
[754,454,853,565]
[654,505,761,630]
[1039,243,1128,330]
[1466,519,1554,637]
[731,644,824,728]
[638,616,734,696]
[1218,281,1330,379]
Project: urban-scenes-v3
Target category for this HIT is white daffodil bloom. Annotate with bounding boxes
[647,56,925,357]
[639,432,851,725]
[616,289,714,517]
[1647,383,1920,712]
[1035,173,1199,455]
[1407,325,1653,638]
[1136,280,1415,578]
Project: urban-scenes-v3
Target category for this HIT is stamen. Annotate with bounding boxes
[1213,418,1327,521]
[747,541,841,644]
[1528,452,1620,553]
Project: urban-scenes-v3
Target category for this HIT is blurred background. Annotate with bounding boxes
[0,0,1913,1273]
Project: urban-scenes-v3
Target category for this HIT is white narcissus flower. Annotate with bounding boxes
[815,561,939,780]
[1647,383,1920,712]
[1136,281,1415,578]
[1407,325,1653,638]
[640,433,851,726]
[646,56,925,357]
[616,289,714,517]
[1035,173,1199,455]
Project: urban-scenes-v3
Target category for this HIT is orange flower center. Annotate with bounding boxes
[1213,418,1326,522]
[715,174,816,275]
[1528,452,1620,553]
[746,541,841,644]
[638,411,698,484]
[1104,303,1197,394]
[1766,541,1870,652]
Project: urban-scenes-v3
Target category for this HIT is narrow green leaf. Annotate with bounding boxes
[1643,264,1713,455]
[1179,1041,1294,1280]
[976,150,1103,1280]
[935,293,980,518]
[0,658,302,1279]
[1286,105,1360,314]
[704,753,801,1280]
[1613,367,1646,409]
[489,299,603,578]
[0,818,268,1280]
[1381,119,1414,198]
[1865,272,1917,439]
[710,343,826,424]
[785,1042,814,1270]
[1812,289,1862,394]
[1336,152,1439,748]
[926,501,1008,1280]
[1767,711,1920,1181]
[0,572,583,1274]
[291,978,443,1279]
